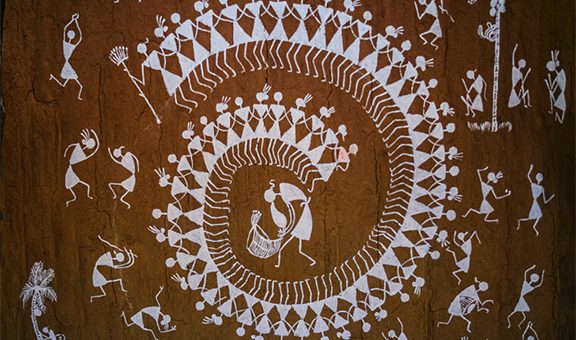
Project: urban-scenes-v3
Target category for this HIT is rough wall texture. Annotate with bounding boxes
[0,0,574,339]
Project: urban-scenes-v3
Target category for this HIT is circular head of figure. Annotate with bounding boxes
[235,96,243,107]
[478,281,488,291]
[349,143,359,155]
[362,322,371,333]
[363,11,372,21]
[375,309,388,319]
[438,230,448,239]
[236,327,246,337]
[182,128,194,139]
[449,165,460,176]
[113,147,123,158]
[546,61,556,71]
[415,56,426,68]
[429,78,438,88]
[388,330,397,337]
[219,0,228,5]
[446,210,456,221]
[171,13,181,24]
[338,124,348,137]
[273,92,283,102]
[457,232,466,241]
[155,231,167,243]
[115,252,125,262]
[166,257,176,268]
[487,172,497,182]
[196,301,205,311]
[414,277,425,286]
[200,116,208,125]
[528,337,534,340]
[467,70,475,79]
[401,40,412,51]
[154,27,165,38]
[152,208,162,219]
[162,314,172,325]
[400,292,410,302]
[193,1,203,12]
[167,154,177,163]
[137,42,148,55]
[85,138,96,149]
[319,106,332,118]
[445,123,456,133]
[159,175,170,188]
[385,25,396,37]
[536,173,543,183]
[430,250,440,260]
[530,273,540,282]
[42,327,49,333]
[179,280,188,290]
[67,30,76,40]
[213,315,223,325]
[264,188,276,203]
[519,59,526,68]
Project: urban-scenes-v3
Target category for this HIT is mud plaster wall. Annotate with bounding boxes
[0,0,574,339]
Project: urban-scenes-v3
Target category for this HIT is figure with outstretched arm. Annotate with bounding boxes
[108,146,140,209]
[64,129,99,207]
[507,265,544,328]
[121,286,176,339]
[50,13,83,100]
[463,166,511,223]
[90,235,137,302]
[517,164,554,236]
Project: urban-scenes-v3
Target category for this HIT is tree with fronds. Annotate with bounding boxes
[20,262,58,340]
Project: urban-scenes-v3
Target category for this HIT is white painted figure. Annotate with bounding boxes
[437,278,493,333]
[414,0,454,50]
[50,13,83,100]
[447,231,481,285]
[517,164,554,236]
[91,235,137,302]
[463,166,511,223]
[461,70,487,117]
[108,146,140,209]
[121,286,176,339]
[507,265,544,329]
[508,44,531,108]
[545,50,567,124]
[247,180,315,268]
[64,129,99,207]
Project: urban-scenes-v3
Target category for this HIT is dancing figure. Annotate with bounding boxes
[90,235,137,302]
[437,278,493,333]
[63,129,99,207]
[507,265,544,329]
[517,164,554,236]
[508,44,531,108]
[50,13,83,100]
[545,50,567,123]
[121,286,176,339]
[463,166,511,223]
[447,231,481,285]
[460,70,487,117]
[108,146,140,208]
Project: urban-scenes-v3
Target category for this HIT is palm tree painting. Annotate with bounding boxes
[20,262,58,340]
